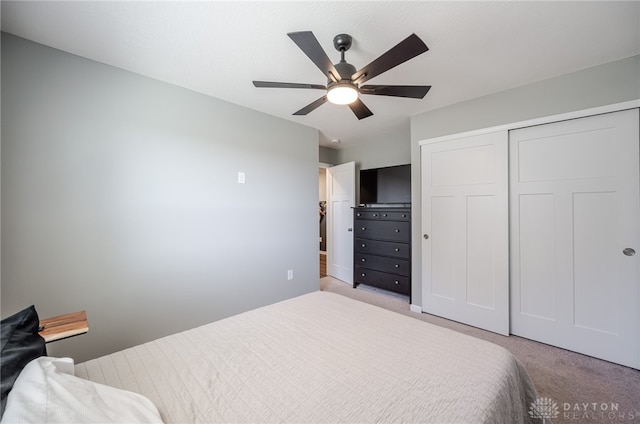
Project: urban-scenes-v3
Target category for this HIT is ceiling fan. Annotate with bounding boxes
[253,31,431,120]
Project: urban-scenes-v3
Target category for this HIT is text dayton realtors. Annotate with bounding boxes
[562,402,638,421]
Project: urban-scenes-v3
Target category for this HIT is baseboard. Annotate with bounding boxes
[409,304,422,314]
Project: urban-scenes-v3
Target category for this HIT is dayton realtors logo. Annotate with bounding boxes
[529,397,639,422]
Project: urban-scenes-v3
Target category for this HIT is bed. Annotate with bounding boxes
[3,291,538,423]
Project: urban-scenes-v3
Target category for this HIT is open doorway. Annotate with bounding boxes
[320,161,355,283]
[319,166,328,277]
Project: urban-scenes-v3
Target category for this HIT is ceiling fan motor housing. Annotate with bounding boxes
[332,61,357,84]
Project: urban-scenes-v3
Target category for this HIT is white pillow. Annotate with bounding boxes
[1,357,163,423]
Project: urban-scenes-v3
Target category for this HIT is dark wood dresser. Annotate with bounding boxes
[353,207,411,297]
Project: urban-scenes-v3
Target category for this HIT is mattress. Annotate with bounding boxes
[75,291,538,423]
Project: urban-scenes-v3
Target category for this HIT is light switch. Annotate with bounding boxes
[238,172,246,184]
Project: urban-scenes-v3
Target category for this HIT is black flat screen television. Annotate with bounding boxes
[359,164,411,207]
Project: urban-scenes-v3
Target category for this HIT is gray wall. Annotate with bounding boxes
[319,146,337,165]
[336,124,411,170]
[409,55,640,306]
[1,33,320,362]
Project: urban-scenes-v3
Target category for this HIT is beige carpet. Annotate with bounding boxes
[320,277,640,424]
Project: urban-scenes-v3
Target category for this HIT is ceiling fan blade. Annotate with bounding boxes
[293,96,328,116]
[253,81,327,90]
[351,33,428,85]
[348,98,374,120]
[288,31,341,82]
[359,85,431,99]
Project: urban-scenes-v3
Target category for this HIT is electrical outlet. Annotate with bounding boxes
[237,171,246,184]
[287,269,293,280]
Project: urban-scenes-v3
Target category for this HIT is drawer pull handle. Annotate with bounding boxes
[402,214,407,218]
[395,264,399,268]
[382,214,387,217]
[395,229,400,233]
[361,258,366,262]
[395,248,400,252]
[362,227,366,230]
[373,213,378,217]
[394,281,399,285]
[362,244,366,247]
[361,273,366,277]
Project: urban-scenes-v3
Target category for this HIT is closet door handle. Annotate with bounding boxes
[623,248,636,256]
[423,234,429,240]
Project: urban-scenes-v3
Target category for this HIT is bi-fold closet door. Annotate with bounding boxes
[421,107,640,369]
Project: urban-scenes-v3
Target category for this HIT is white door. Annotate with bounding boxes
[327,161,355,283]
[421,131,509,335]
[510,109,640,369]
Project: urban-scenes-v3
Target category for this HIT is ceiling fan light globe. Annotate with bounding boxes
[327,84,358,105]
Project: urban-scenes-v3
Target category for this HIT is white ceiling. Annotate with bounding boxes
[2,1,639,148]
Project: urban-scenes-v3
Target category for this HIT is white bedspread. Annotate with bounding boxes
[75,291,537,423]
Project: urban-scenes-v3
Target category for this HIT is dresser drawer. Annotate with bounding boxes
[355,238,409,259]
[354,267,410,295]
[354,210,382,220]
[355,220,410,243]
[379,211,410,221]
[355,209,410,221]
[355,253,409,276]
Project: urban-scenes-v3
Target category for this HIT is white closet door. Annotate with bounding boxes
[421,131,509,335]
[510,109,640,369]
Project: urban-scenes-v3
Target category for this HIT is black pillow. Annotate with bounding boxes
[0,305,47,417]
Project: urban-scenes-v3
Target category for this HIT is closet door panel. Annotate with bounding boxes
[572,191,618,334]
[466,195,496,309]
[510,108,640,369]
[518,193,556,320]
[422,131,509,335]
[430,196,456,300]
[517,126,617,182]
[432,144,495,186]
